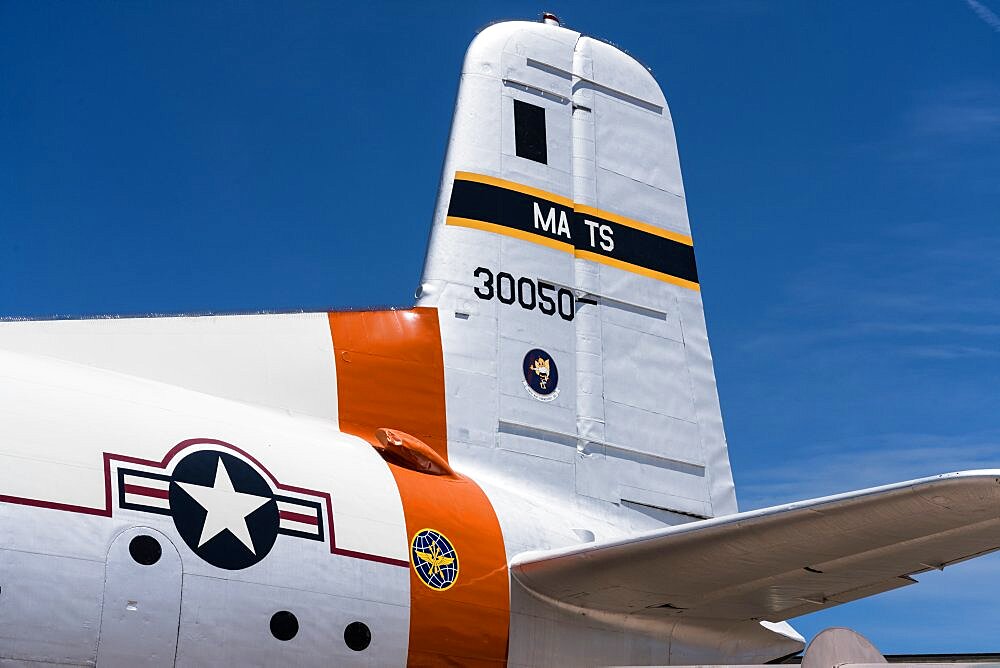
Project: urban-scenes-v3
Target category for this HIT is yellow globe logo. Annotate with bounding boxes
[410,528,459,591]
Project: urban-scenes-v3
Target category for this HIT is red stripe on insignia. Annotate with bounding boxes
[279,509,318,525]
[124,483,170,499]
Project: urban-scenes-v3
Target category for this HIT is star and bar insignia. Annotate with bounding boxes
[118,448,324,570]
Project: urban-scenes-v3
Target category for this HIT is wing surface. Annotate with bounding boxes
[511,471,1000,621]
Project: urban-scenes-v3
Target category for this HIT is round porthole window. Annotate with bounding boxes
[270,611,299,641]
[128,535,162,566]
[344,621,371,651]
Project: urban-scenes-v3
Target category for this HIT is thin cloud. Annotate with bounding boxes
[906,82,1000,143]
[736,220,1000,357]
[739,433,1000,509]
[964,0,1000,33]
[855,322,1000,336]
[901,344,1000,360]
[862,81,1000,189]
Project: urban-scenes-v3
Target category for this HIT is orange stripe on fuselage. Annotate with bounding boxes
[329,308,510,666]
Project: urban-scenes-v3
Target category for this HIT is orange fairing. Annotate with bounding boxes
[329,308,510,666]
[328,309,449,460]
[374,428,455,477]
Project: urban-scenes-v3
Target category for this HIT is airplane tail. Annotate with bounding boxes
[415,19,737,522]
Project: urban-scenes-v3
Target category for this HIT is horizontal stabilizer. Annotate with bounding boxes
[511,471,1000,621]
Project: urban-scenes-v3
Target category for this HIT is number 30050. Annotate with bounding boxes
[472,267,574,321]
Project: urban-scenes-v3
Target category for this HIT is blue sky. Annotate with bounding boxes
[3,0,1000,654]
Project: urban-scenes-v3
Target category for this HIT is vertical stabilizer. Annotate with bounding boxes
[417,19,737,524]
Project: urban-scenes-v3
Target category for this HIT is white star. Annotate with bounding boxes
[176,456,271,554]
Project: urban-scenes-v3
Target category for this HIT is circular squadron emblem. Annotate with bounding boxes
[410,528,459,591]
[169,450,279,570]
[522,348,559,401]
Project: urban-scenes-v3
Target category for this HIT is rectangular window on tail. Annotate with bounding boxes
[514,99,547,164]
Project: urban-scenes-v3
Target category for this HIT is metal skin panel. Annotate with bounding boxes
[0,313,341,423]
[97,527,182,666]
[595,94,682,196]
[507,580,805,667]
[601,321,696,421]
[175,573,407,667]
[0,537,105,665]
